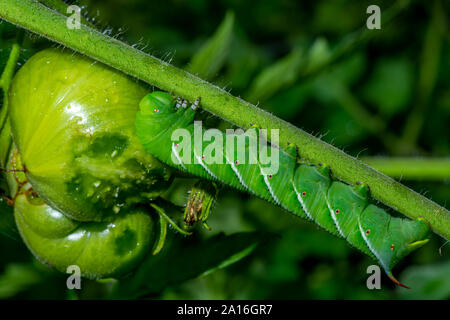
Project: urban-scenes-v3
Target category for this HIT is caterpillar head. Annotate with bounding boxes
[136,91,196,149]
[139,91,176,116]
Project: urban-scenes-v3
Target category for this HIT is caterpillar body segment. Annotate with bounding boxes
[135,91,430,285]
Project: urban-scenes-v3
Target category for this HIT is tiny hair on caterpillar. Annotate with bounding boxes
[135,91,431,288]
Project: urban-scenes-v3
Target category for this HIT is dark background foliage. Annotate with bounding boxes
[0,0,449,299]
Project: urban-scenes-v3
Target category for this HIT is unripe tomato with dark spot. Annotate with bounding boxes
[9,49,172,222]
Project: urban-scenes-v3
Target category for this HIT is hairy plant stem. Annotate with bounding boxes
[0,33,22,92]
[0,31,22,131]
[363,157,450,181]
[0,31,22,176]
[0,0,449,239]
[38,0,69,13]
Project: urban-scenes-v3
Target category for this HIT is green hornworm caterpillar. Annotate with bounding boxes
[2,49,174,278]
[135,91,431,287]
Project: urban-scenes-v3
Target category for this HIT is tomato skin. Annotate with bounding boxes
[2,48,167,278]
[9,49,172,222]
[14,192,155,279]
[5,145,155,279]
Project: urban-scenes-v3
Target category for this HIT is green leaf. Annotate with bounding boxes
[314,52,366,89]
[323,109,368,146]
[397,261,450,299]
[362,57,413,117]
[246,47,303,103]
[188,11,235,80]
[303,37,331,75]
[265,82,313,119]
[110,231,266,298]
[0,263,42,299]
[218,36,264,92]
[0,197,18,240]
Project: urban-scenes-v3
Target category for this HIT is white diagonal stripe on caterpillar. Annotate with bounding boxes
[327,196,346,239]
[171,143,187,170]
[195,154,219,181]
[358,217,388,272]
[293,184,314,222]
[226,154,250,191]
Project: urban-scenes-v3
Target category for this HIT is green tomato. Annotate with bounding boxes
[15,192,155,279]
[9,49,172,221]
[6,146,155,279]
[0,139,157,279]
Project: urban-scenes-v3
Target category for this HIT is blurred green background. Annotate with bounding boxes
[0,0,449,299]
